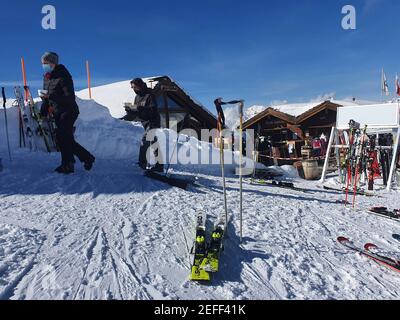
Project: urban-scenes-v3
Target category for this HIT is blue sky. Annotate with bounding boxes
[0,0,399,110]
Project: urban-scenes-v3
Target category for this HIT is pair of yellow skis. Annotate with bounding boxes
[190,225,224,281]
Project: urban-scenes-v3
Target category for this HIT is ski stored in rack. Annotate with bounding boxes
[14,86,36,151]
[24,86,52,153]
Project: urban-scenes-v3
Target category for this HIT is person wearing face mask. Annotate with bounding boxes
[40,51,95,174]
[122,78,163,172]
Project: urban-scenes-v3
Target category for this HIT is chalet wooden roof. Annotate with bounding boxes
[242,100,343,129]
[150,76,218,129]
[242,108,297,129]
[296,101,342,123]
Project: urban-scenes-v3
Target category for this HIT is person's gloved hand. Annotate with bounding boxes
[38,89,49,100]
[121,111,138,122]
[124,105,138,113]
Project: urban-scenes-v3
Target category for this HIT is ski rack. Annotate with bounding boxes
[320,102,400,192]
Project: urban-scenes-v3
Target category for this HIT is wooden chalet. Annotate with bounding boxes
[242,100,344,165]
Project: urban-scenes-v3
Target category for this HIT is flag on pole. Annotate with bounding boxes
[381,69,390,96]
[396,73,400,96]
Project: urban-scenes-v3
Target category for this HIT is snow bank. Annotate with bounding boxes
[0,98,144,161]
[74,98,143,160]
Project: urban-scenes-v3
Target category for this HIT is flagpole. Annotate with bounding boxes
[86,60,92,99]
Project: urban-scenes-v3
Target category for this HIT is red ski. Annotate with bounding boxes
[337,237,400,273]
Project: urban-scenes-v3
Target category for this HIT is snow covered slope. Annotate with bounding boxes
[1,149,400,300]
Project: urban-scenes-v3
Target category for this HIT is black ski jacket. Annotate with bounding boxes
[123,89,161,131]
[41,64,79,116]
[135,91,160,131]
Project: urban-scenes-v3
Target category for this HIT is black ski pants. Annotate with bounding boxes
[55,111,93,166]
[139,131,163,169]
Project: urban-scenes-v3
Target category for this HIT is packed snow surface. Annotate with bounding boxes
[1,94,400,300]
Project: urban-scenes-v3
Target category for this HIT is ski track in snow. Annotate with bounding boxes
[0,151,400,300]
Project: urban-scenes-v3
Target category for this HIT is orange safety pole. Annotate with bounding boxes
[21,57,28,101]
[86,60,92,99]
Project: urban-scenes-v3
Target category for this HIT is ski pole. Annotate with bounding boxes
[214,98,244,235]
[238,101,245,243]
[218,113,228,231]
[2,87,12,161]
[214,98,229,232]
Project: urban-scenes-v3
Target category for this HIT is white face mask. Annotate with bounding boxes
[42,64,54,73]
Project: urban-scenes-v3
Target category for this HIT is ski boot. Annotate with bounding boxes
[150,163,164,173]
[55,162,74,175]
[84,155,95,171]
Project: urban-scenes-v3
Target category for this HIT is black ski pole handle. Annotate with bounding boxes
[214,98,224,114]
[226,100,244,105]
[214,98,225,128]
[2,87,5,108]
